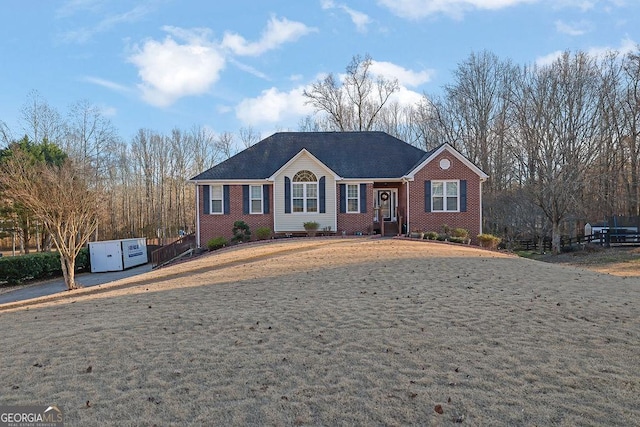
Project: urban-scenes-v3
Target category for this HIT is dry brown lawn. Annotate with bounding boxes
[539,246,640,277]
[0,238,638,426]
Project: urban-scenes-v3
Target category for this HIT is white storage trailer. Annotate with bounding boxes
[88,238,148,273]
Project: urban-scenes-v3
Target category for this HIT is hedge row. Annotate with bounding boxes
[0,248,90,286]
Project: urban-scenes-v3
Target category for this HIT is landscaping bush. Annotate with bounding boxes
[256,227,272,240]
[451,228,469,239]
[76,248,91,271]
[303,221,320,237]
[232,221,251,242]
[448,228,470,244]
[423,231,439,240]
[449,237,467,244]
[477,233,502,249]
[0,249,90,286]
[207,237,228,251]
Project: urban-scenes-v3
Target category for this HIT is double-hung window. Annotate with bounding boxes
[210,185,223,214]
[250,185,263,214]
[346,184,359,213]
[432,180,459,212]
[292,170,318,213]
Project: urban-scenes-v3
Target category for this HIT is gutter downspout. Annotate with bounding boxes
[402,177,410,236]
[195,183,201,248]
[479,178,485,236]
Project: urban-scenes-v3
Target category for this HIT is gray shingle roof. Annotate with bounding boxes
[191,131,432,180]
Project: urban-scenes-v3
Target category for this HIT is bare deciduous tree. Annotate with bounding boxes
[513,52,601,253]
[20,90,65,145]
[303,54,399,131]
[215,132,236,160]
[191,125,218,173]
[0,120,11,146]
[239,126,260,149]
[411,95,460,152]
[619,52,640,217]
[0,149,101,289]
[438,51,519,192]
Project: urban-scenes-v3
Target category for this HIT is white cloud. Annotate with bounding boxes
[216,105,233,114]
[536,37,638,67]
[369,60,434,87]
[555,20,591,36]
[229,59,270,80]
[366,61,427,107]
[222,16,316,56]
[128,16,316,107]
[59,4,152,43]
[56,0,104,18]
[343,6,373,32]
[586,36,637,59]
[83,76,131,93]
[98,105,117,117]
[128,27,226,107]
[377,0,538,20]
[235,59,431,127]
[390,86,425,107]
[550,0,595,12]
[321,1,372,32]
[378,0,625,19]
[235,86,315,126]
[535,50,563,67]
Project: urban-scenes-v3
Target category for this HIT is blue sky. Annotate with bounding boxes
[1,0,638,142]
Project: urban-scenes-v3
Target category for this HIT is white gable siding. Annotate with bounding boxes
[273,152,337,232]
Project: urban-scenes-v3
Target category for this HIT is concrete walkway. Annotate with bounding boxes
[0,263,153,304]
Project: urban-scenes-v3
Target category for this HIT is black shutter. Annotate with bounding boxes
[203,185,210,214]
[424,181,431,212]
[263,185,270,214]
[360,183,367,213]
[242,185,249,215]
[460,180,467,212]
[284,177,291,214]
[339,184,346,213]
[223,185,230,215]
[319,176,326,213]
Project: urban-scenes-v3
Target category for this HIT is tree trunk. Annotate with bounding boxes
[21,223,30,254]
[551,221,562,255]
[537,235,545,254]
[36,221,41,252]
[60,255,79,290]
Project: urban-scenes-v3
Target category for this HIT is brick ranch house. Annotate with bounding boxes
[190,132,488,247]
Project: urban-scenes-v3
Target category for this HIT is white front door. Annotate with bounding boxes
[375,189,397,222]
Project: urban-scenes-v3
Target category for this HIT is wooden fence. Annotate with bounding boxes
[151,233,196,268]
[514,230,640,252]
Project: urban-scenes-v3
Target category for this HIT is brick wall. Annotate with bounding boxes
[336,183,374,235]
[197,150,485,245]
[409,151,483,243]
[199,184,274,245]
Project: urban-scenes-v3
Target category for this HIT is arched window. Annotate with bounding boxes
[292,170,318,213]
[293,170,317,182]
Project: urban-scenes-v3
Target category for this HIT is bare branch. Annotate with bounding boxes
[0,149,100,289]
